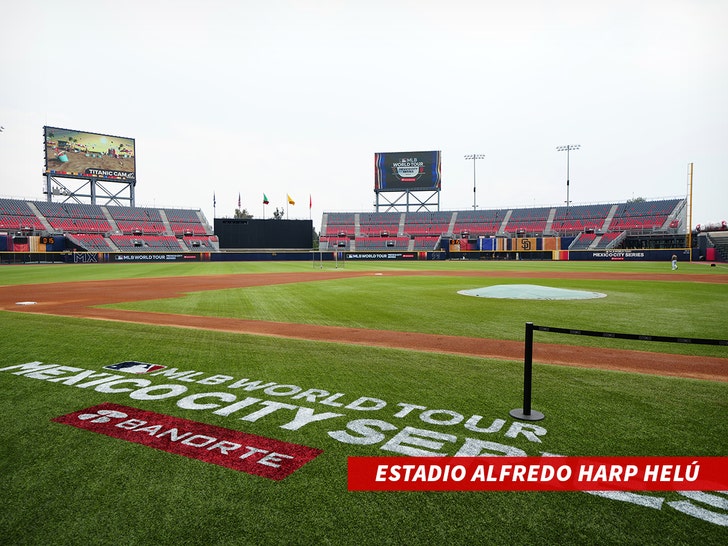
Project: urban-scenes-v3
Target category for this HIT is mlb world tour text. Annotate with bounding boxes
[1,361,727,527]
[1,362,548,457]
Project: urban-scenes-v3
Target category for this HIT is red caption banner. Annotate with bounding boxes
[348,456,728,491]
[54,402,322,480]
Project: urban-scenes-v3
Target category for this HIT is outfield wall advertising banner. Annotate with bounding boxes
[44,126,136,182]
[375,151,441,192]
[567,249,691,262]
[346,252,418,260]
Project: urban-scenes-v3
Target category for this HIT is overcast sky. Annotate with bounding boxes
[1,0,726,231]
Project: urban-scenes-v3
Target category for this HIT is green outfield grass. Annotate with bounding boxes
[96,261,728,358]
[1,260,727,545]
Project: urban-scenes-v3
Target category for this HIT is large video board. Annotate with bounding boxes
[374,150,441,192]
[44,126,136,182]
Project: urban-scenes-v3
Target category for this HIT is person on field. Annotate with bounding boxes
[671,254,678,270]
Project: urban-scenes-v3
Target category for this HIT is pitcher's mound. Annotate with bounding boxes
[458,284,607,300]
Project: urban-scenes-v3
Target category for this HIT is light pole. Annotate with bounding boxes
[556,144,580,208]
[464,154,485,210]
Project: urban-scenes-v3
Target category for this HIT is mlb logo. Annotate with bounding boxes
[104,361,166,374]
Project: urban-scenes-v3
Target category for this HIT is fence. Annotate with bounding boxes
[511,322,728,421]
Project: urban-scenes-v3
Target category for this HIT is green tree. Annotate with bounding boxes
[234,208,253,219]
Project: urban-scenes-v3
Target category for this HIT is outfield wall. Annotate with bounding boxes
[0,248,713,265]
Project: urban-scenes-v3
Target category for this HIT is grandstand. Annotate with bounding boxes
[0,198,217,253]
[0,195,712,260]
[705,231,728,262]
[319,197,687,252]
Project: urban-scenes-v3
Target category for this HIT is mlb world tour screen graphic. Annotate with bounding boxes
[43,126,136,182]
[375,151,442,192]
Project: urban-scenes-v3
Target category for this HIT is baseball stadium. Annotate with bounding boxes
[1,131,727,545]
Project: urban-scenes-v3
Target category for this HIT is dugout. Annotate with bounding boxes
[214,219,313,249]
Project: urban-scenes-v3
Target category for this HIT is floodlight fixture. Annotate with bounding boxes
[556,144,580,208]
[464,154,485,210]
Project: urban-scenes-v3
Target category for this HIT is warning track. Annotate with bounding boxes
[1,269,726,382]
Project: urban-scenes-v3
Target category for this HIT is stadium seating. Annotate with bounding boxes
[0,198,47,231]
[551,204,612,233]
[706,232,728,261]
[505,207,551,234]
[412,236,441,250]
[319,237,350,250]
[114,220,167,235]
[402,211,452,236]
[358,212,400,237]
[110,235,183,251]
[69,234,116,251]
[164,208,208,236]
[322,213,357,237]
[594,232,624,249]
[452,209,508,236]
[322,199,686,250]
[569,233,597,250]
[0,196,689,255]
[0,198,213,252]
[608,199,680,231]
[0,215,45,231]
[355,236,410,250]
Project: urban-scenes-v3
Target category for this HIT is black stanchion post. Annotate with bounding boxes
[510,322,545,421]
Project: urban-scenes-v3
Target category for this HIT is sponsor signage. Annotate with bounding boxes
[54,403,322,480]
[112,254,201,262]
[567,249,691,262]
[346,252,417,260]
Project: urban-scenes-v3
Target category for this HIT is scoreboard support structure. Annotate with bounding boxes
[375,189,441,213]
[44,174,136,207]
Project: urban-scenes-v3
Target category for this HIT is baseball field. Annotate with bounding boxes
[1,259,726,545]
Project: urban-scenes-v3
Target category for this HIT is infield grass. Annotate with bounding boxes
[92,261,728,358]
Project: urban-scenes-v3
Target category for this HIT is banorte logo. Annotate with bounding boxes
[54,403,322,480]
[77,408,129,422]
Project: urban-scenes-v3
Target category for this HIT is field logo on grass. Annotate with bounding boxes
[2,360,727,526]
[104,361,167,374]
[54,402,322,480]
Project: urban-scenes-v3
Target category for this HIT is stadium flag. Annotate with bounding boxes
[309,194,312,209]
[238,193,241,208]
[287,194,296,205]
[263,193,269,205]
[213,192,216,207]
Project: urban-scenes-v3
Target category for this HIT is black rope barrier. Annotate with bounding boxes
[532,325,728,346]
[510,323,728,422]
